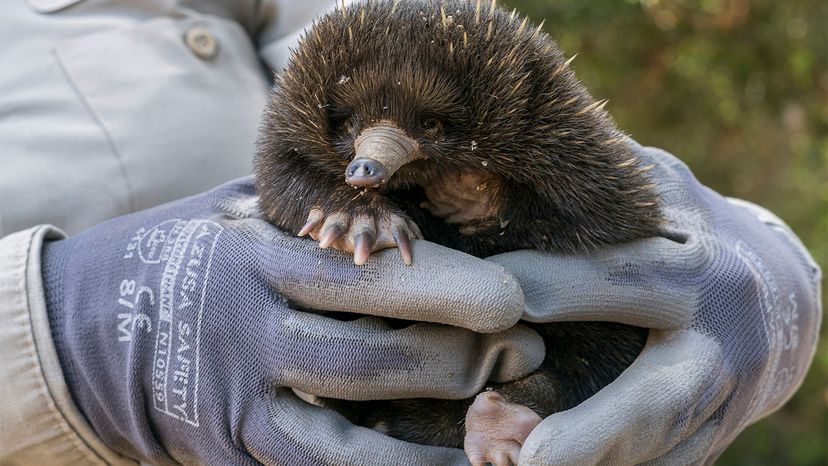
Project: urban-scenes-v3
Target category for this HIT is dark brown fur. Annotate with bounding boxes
[255,0,660,448]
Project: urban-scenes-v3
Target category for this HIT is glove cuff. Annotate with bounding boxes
[0,226,134,464]
[42,234,81,394]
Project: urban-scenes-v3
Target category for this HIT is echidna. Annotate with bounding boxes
[255,0,662,464]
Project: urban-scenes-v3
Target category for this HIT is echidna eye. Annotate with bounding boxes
[418,117,442,134]
[341,116,355,135]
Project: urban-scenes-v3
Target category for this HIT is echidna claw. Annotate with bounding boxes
[300,208,421,266]
[318,224,343,249]
[298,209,324,237]
[393,227,413,266]
[353,231,377,265]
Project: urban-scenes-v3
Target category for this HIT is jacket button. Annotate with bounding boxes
[184,26,219,60]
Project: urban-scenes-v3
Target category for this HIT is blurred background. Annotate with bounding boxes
[498,0,827,464]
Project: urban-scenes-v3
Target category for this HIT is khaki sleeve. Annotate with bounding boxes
[253,0,341,72]
[0,226,137,465]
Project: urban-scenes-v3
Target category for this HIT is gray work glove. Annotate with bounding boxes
[41,177,544,465]
[487,144,822,465]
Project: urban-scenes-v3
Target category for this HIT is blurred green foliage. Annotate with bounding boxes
[499,0,827,464]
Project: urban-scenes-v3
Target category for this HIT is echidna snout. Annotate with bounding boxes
[346,122,422,188]
[346,158,388,187]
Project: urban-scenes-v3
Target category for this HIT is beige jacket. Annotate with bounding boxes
[0,0,337,463]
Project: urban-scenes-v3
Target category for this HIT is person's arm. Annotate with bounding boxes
[0,226,139,465]
[252,0,343,72]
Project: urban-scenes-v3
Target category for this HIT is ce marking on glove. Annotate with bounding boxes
[116,279,154,342]
[118,219,224,427]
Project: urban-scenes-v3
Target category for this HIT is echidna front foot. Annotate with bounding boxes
[464,391,542,466]
[298,207,422,265]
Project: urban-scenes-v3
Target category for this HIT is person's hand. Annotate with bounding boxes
[41,177,545,465]
[486,143,822,465]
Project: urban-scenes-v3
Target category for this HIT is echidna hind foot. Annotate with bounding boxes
[464,391,543,466]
